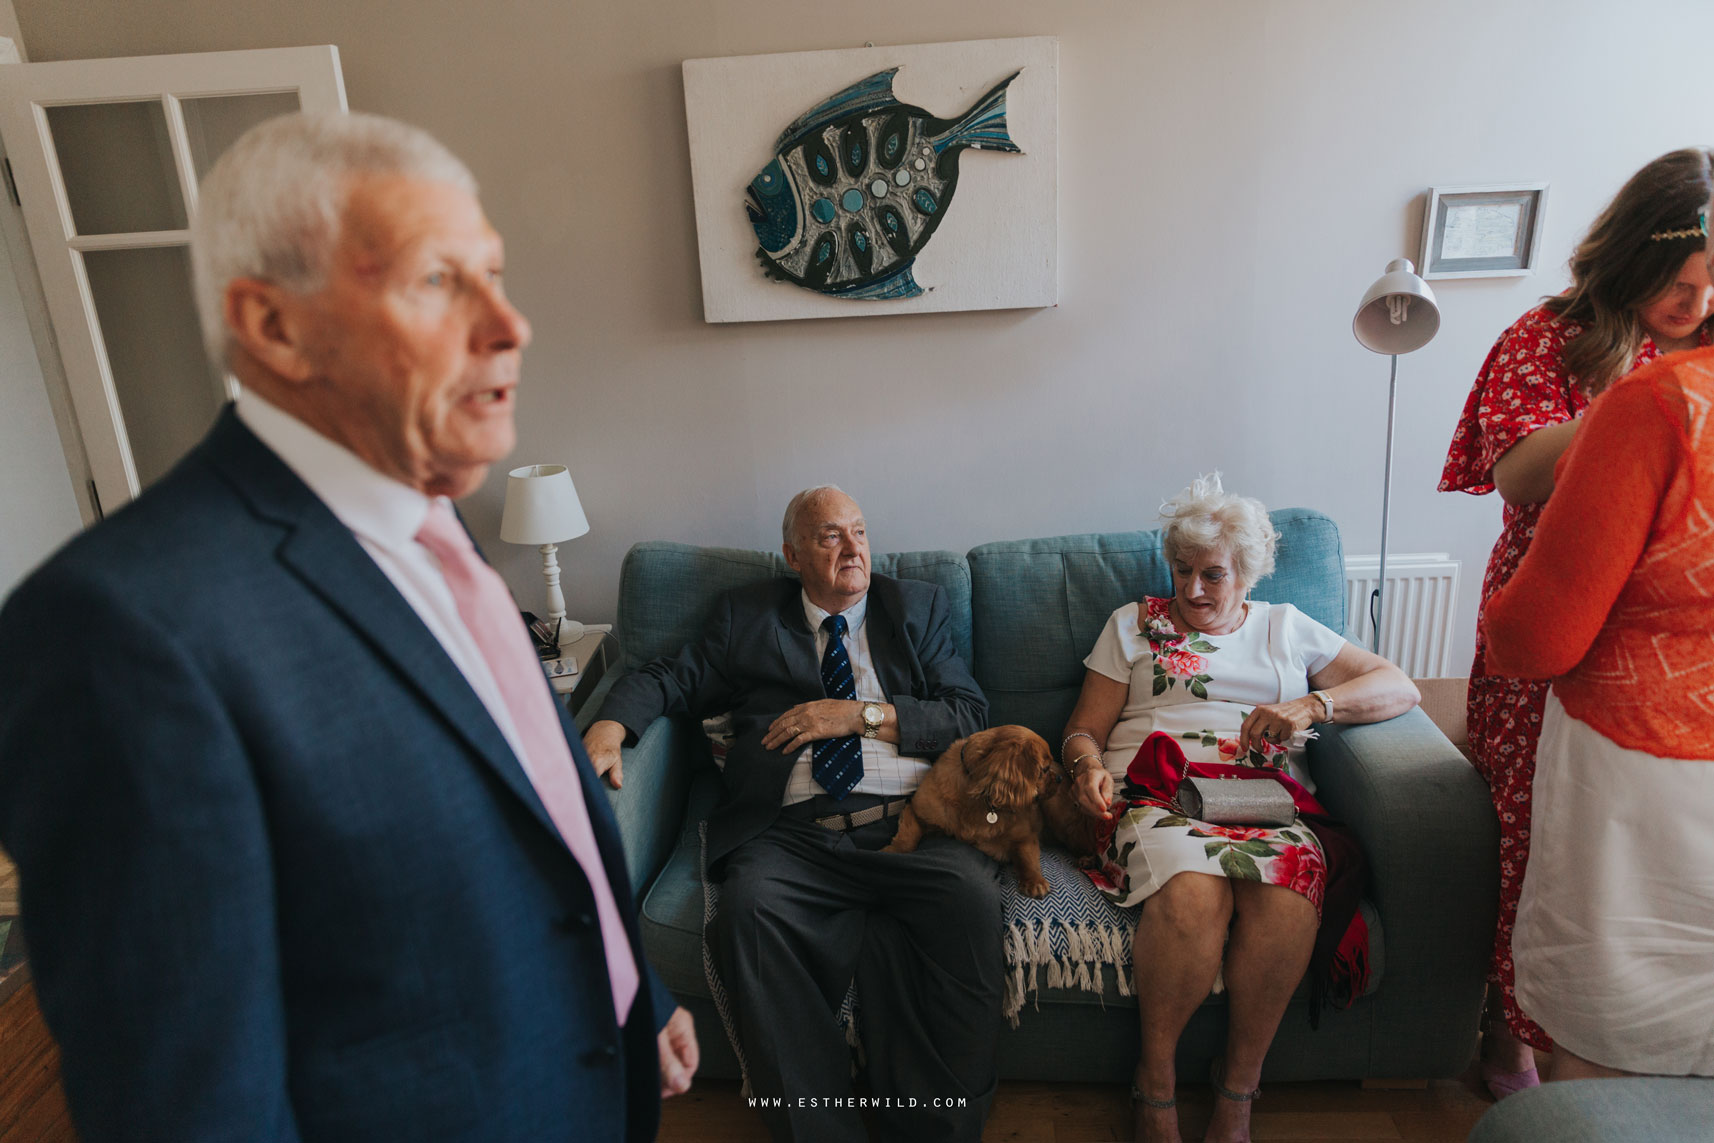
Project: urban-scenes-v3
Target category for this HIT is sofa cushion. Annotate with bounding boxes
[637,761,723,998]
[615,542,973,672]
[966,509,1346,740]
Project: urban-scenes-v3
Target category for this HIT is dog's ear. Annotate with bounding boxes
[979,737,1039,810]
[960,733,991,793]
[1028,736,1055,789]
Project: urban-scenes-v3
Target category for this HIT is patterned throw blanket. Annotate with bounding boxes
[999,846,1141,1025]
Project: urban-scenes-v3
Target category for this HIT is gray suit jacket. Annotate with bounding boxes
[600,574,987,871]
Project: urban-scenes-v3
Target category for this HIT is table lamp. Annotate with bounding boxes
[499,464,590,646]
[1352,257,1440,653]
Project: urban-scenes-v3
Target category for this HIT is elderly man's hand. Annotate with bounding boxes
[761,699,860,755]
[582,720,629,789]
[658,1006,699,1098]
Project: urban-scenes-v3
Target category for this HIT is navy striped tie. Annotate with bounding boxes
[813,613,863,800]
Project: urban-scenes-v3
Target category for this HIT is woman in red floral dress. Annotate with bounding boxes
[1440,147,1714,1099]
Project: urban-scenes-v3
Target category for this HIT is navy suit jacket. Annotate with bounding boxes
[0,410,674,1142]
[600,575,987,873]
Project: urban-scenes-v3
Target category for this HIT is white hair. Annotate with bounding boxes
[781,484,849,546]
[189,111,477,366]
[1159,472,1278,587]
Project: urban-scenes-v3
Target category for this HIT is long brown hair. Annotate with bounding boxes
[1542,147,1713,394]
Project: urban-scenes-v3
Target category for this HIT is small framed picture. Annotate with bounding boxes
[1419,183,1548,279]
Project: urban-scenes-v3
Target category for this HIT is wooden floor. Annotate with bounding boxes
[0,983,76,1143]
[0,978,1494,1143]
[660,1072,1495,1142]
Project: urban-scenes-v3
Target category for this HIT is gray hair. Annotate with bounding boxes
[189,111,477,366]
[781,484,849,546]
[1159,472,1278,587]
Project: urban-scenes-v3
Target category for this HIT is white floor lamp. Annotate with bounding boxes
[1352,258,1440,653]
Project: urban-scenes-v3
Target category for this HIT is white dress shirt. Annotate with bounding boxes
[235,392,535,772]
[782,591,931,804]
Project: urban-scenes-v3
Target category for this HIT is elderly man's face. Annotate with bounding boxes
[297,173,531,498]
[783,490,871,612]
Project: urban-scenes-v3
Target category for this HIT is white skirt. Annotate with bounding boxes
[1513,694,1714,1075]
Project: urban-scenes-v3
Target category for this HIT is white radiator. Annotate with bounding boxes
[1343,553,1461,678]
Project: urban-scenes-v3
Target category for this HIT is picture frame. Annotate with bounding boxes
[1419,183,1548,280]
[681,37,1059,323]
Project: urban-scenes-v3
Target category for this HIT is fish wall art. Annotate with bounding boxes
[745,68,1023,300]
[682,37,1059,323]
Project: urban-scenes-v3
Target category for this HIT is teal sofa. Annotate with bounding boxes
[589,510,1497,1083]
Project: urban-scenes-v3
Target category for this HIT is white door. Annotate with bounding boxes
[0,46,345,515]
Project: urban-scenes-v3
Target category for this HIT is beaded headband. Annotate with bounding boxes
[1650,210,1709,241]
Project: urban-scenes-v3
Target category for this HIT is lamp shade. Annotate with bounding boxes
[499,464,589,546]
[1353,258,1441,355]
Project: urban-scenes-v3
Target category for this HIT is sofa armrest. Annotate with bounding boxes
[598,713,705,899]
[1306,707,1498,1075]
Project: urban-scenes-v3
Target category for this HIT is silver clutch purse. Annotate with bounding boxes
[1174,773,1297,827]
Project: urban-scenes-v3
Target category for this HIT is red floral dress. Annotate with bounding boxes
[1439,304,1696,1047]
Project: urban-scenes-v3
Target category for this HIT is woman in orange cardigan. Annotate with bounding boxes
[1441,148,1714,1095]
[1484,305,1714,1080]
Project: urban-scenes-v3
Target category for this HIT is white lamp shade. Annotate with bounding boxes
[1353,258,1441,355]
[499,464,589,545]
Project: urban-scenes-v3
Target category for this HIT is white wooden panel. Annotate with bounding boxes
[684,36,1058,324]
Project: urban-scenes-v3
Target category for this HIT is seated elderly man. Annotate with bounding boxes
[584,485,999,1143]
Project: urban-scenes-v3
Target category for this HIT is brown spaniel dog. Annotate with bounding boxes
[883,725,1060,897]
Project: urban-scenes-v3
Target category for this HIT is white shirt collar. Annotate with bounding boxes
[235,389,436,552]
[801,591,868,637]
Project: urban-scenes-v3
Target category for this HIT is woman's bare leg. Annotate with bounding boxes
[1131,872,1232,1143]
[1549,1049,1634,1082]
[1206,880,1317,1143]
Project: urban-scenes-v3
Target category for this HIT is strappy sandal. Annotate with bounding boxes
[1481,1059,1540,1100]
[1210,1059,1261,1105]
[1130,1083,1177,1110]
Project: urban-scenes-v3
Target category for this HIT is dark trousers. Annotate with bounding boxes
[707,795,1006,1143]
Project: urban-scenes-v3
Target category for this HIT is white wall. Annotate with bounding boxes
[12,0,1712,670]
[0,208,80,595]
[0,0,82,598]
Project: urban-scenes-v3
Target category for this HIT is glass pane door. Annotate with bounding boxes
[0,46,346,514]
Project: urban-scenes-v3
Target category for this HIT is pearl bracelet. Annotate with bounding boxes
[1061,731,1099,763]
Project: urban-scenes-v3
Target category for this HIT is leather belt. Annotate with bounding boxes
[814,798,909,833]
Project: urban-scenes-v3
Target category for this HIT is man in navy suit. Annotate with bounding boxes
[0,112,695,1141]
[586,486,1003,1143]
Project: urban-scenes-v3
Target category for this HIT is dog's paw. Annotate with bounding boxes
[1019,874,1050,898]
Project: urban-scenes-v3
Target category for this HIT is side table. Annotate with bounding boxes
[547,629,616,726]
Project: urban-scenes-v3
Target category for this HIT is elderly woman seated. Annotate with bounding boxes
[1062,474,1419,1143]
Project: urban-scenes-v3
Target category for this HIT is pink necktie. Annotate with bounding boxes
[416,500,639,1025]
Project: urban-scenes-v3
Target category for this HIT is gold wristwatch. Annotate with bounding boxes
[861,703,885,739]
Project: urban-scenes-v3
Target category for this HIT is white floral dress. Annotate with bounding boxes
[1082,597,1347,914]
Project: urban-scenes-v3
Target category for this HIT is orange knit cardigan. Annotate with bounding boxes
[1484,347,1714,761]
